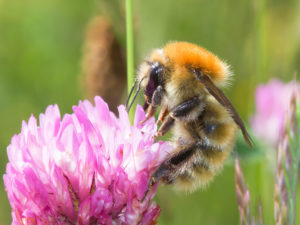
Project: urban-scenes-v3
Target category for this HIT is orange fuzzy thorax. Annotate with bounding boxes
[163,42,230,83]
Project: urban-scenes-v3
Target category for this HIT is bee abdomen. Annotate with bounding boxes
[175,161,218,192]
[201,147,231,169]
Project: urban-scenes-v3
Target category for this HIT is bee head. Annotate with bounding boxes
[143,61,164,101]
[137,48,168,109]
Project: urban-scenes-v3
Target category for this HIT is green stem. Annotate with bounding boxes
[126,0,135,95]
[126,0,135,121]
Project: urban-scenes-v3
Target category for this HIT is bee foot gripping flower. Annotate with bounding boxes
[3,96,171,225]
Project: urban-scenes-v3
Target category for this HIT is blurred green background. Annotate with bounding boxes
[1,0,300,224]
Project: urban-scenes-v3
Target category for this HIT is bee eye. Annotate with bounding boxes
[145,61,165,100]
[150,62,163,76]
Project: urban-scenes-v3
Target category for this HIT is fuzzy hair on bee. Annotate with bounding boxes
[128,41,252,195]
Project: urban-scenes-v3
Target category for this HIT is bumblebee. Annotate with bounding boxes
[128,41,252,193]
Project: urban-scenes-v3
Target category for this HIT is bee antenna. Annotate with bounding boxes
[127,77,145,112]
[125,80,137,109]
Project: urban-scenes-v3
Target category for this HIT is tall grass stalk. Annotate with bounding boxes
[235,157,252,225]
[126,0,134,94]
[274,93,300,225]
[125,0,135,121]
[287,95,300,224]
[235,157,266,225]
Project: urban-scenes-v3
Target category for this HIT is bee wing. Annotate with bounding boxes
[196,72,253,148]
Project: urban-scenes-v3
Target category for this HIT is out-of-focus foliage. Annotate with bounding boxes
[0,0,300,224]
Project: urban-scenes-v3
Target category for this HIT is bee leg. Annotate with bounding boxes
[142,145,196,201]
[156,107,168,125]
[155,116,175,137]
[152,86,164,106]
[157,145,196,182]
[143,95,150,111]
[155,97,201,137]
[140,104,157,125]
[141,86,164,124]
[171,96,200,118]
[141,161,172,201]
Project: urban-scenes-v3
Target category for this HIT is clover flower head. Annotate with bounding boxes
[251,79,300,146]
[4,96,171,225]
